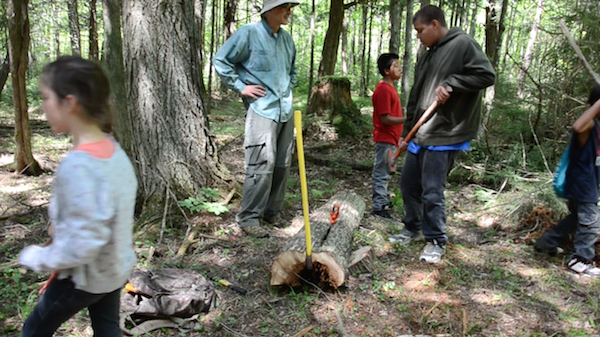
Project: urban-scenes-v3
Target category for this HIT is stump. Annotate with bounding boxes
[270,191,366,289]
[306,76,353,117]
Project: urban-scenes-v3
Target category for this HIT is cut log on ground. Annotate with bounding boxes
[270,191,366,289]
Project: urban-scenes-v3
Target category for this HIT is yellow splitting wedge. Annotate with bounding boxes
[294,110,313,271]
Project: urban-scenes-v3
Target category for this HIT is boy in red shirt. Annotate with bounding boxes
[371,53,406,218]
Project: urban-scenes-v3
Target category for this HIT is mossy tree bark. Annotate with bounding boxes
[270,191,366,289]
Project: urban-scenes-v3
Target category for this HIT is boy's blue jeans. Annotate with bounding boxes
[400,149,457,244]
[537,200,600,261]
[22,277,122,337]
[372,142,397,211]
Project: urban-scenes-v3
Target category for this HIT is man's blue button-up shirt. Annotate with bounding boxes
[213,20,297,123]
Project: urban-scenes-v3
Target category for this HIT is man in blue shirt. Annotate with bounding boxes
[388,6,495,263]
[213,0,299,236]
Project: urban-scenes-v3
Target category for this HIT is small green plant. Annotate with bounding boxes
[178,188,229,215]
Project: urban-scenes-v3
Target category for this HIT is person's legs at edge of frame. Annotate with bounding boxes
[419,149,457,264]
[372,142,396,219]
[390,150,424,244]
[567,202,600,277]
[22,278,109,337]
[235,108,278,231]
[263,116,295,226]
[534,200,577,256]
[88,287,123,337]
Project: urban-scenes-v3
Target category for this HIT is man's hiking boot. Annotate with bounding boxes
[567,257,600,278]
[420,240,446,264]
[228,223,270,239]
[533,239,564,256]
[373,209,392,219]
[389,228,424,245]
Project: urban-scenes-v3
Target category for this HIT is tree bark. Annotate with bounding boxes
[402,0,414,105]
[270,191,366,289]
[195,0,208,96]
[223,0,236,40]
[517,0,544,98]
[359,2,367,96]
[8,0,41,176]
[88,0,99,60]
[469,0,478,37]
[317,0,345,77]
[67,0,81,55]
[389,0,401,55]
[122,1,231,210]
[102,0,131,152]
[307,77,353,117]
[308,0,316,103]
[0,52,10,98]
[340,6,349,76]
[364,5,373,94]
[51,0,60,58]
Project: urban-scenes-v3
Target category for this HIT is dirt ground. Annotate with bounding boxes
[1,102,599,337]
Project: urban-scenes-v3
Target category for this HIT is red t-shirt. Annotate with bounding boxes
[372,82,403,145]
[74,136,115,159]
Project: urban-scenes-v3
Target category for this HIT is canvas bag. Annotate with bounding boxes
[120,268,216,335]
[553,145,570,199]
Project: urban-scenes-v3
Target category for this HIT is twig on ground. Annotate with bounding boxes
[422,300,442,319]
[334,308,349,337]
[462,308,468,336]
[293,272,332,302]
[220,323,249,337]
[292,326,315,337]
[158,184,170,245]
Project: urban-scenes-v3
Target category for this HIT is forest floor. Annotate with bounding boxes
[0,97,599,337]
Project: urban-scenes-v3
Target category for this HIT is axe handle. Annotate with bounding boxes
[392,100,439,159]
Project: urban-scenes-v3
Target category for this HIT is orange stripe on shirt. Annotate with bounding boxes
[74,137,115,159]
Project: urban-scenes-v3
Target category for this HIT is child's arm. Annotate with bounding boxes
[380,114,406,126]
[573,99,600,147]
[19,158,113,273]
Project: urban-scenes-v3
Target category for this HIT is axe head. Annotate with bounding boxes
[384,147,397,175]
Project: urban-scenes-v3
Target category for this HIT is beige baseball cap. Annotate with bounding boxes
[260,0,300,15]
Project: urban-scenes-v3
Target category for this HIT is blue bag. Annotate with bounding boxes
[553,145,570,199]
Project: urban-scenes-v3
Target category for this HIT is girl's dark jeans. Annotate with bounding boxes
[22,277,121,337]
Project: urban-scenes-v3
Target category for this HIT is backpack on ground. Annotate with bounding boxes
[120,268,216,335]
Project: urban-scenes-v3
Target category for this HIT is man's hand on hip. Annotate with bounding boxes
[241,85,266,99]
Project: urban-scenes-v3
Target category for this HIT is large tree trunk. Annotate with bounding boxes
[8,0,41,176]
[389,0,401,55]
[88,0,99,60]
[317,0,344,77]
[307,77,353,117]
[270,191,366,289]
[122,1,230,210]
[0,52,10,98]
[223,0,236,40]
[67,0,81,55]
[402,0,414,104]
[102,0,131,151]
[195,0,208,96]
[517,0,544,98]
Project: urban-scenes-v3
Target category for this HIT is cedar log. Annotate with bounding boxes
[270,191,366,288]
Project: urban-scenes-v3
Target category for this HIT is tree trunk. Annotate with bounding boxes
[102,0,131,152]
[195,0,208,97]
[208,0,217,99]
[270,191,366,289]
[308,0,316,102]
[340,6,349,76]
[307,77,353,116]
[461,0,470,28]
[88,0,99,60]
[8,0,41,176]
[0,52,10,98]
[517,0,544,98]
[223,0,236,41]
[469,0,478,37]
[402,0,414,105]
[389,0,401,55]
[484,0,498,66]
[67,0,81,55]
[317,0,345,77]
[359,2,367,96]
[122,1,231,210]
[365,5,373,94]
[51,0,60,58]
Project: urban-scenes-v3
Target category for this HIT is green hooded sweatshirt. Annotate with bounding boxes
[403,27,496,146]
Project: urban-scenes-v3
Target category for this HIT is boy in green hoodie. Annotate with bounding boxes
[388,5,496,264]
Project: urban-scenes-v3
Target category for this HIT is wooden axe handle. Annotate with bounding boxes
[392,100,439,159]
